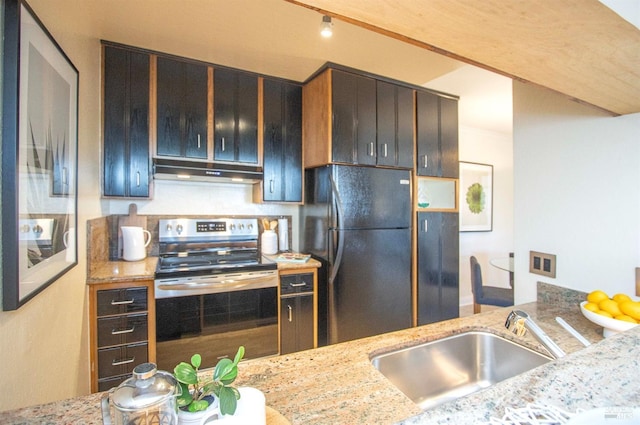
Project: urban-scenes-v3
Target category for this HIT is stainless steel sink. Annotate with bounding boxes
[370,331,551,410]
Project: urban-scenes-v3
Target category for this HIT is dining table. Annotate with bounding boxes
[490,256,514,287]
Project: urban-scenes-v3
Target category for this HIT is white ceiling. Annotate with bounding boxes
[288,0,640,116]
[30,0,527,135]
[29,0,640,136]
[424,66,513,135]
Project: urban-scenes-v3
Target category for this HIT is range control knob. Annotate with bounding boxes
[176,224,183,235]
[229,224,236,231]
[165,224,173,232]
[238,224,245,231]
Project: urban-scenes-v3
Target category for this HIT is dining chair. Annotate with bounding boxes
[470,255,514,314]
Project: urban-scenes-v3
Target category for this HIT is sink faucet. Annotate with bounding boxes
[505,310,566,359]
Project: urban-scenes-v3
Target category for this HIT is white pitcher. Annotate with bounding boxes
[121,226,151,261]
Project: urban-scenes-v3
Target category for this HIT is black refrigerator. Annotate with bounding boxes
[300,164,412,345]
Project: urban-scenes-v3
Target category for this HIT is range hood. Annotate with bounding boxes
[153,158,263,184]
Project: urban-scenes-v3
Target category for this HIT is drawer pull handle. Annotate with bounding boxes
[289,282,307,287]
[111,326,135,335]
[112,357,135,366]
[110,299,134,306]
[287,304,293,322]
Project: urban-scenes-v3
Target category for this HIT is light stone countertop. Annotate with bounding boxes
[86,255,320,284]
[86,257,159,284]
[2,284,638,424]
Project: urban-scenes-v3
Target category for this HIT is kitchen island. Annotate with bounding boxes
[1,283,638,424]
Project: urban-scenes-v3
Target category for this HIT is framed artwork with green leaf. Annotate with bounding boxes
[459,162,493,232]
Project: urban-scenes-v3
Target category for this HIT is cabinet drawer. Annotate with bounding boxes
[98,343,148,379]
[97,287,147,316]
[97,314,148,348]
[97,374,129,392]
[280,273,313,296]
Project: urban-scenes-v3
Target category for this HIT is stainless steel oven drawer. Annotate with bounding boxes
[281,273,314,296]
[97,287,147,316]
[97,314,148,348]
[98,342,148,378]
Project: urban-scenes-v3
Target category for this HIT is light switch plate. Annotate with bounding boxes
[529,251,556,278]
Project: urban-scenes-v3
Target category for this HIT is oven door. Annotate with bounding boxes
[155,270,278,371]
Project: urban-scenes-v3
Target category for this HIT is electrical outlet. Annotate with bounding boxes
[529,251,556,278]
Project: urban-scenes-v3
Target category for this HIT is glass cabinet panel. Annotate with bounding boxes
[416,177,458,212]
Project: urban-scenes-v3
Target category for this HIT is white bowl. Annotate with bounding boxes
[579,301,638,337]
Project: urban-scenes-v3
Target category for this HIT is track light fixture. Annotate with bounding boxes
[320,15,333,38]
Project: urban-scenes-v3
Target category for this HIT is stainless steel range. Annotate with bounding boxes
[154,218,278,371]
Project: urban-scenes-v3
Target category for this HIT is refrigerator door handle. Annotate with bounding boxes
[329,175,345,286]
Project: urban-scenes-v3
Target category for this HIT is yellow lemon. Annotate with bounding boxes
[619,300,640,321]
[583,302,600,313]
[595,310,613,318]
[587,290,609,304]
[614,314,638,324]
[612,293,632,304]
[599,298,622,316]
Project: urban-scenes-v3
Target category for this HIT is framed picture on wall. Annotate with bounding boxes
[459,161,493,232]
[2,0,79,310]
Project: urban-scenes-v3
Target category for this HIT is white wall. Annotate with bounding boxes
[513,81,640,303]
[0,11,101,412]
[0,1,299,412]
[458,126,514,306]
[102,181,300,251]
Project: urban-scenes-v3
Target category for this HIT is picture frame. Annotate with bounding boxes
[2,0,79,310]
[459,161,493,232]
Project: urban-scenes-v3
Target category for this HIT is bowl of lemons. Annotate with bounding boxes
[581,290,640,337]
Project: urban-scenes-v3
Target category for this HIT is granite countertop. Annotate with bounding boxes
[3,286,639,425]
[86,257,159,284]
[86,255,320,284]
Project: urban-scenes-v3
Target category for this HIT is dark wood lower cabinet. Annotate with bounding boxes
[416,212,459,325]
[89,280,155,393]
[280,294,314,354]
[279,270,317,355]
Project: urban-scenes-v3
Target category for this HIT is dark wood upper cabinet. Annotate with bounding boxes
[213,68,259,164]
[156,57,208,160]
[439,96,459,178]
[416,91,459,178]
[303,67,417,169]
[331,69,377,165]
[260,79,303,203]
[103,46,150,198]
[376,80,414,168]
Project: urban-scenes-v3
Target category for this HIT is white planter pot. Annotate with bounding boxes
[178,387,266,425]
[177,396,220,425]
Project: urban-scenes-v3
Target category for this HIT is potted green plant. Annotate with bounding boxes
[173,346,245,417]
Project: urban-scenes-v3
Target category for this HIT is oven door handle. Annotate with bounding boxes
[156,272,277,294]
